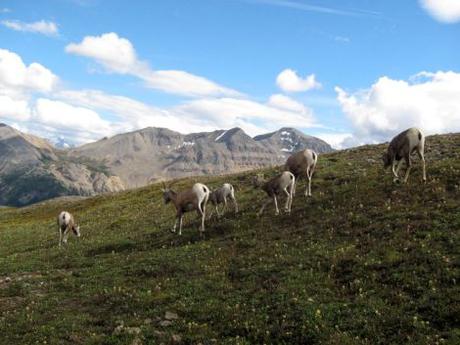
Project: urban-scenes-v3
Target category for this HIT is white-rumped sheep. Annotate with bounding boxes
[383,127,426,183]
[285,149,318,197]
[253,171,295,216]
[209,183,238,218]
[162,182,210,235]
[57,211,80,247]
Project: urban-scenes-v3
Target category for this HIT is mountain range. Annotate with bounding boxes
[0,123,332,206]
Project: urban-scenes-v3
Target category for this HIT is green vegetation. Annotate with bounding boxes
[1,134,459,344]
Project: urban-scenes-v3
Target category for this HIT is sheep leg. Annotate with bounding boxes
[257,198,271,217]
[223,197,228,213]
[393,160,403,182]
[178,215,183,236]
[232,196,239,213]
[172,215,178,233]
[288,182,294,212]
[403,155,412,183]
[59,229,62,247]
[304,168,310,196]
[63,228,69,244]
[199,200,206,233]
[283,188,291,213]
[292,179,297,197]
[215,204,221,218]
[306,170,313,197]
[274,195,280,215]
[417,149,427,182]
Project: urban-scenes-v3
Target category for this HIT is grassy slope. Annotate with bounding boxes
[0,134,459,345]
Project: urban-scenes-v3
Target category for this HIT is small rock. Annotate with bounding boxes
[172,334,182,343]
[125,327,141,335]
[113,325,124,335]
[144,318,152,325]
[131,337,143,345]
[159,320,173,327]
[5,277,11,283]
[165,311,178,320]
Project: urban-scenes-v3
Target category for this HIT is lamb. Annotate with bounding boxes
[253,171,295,216]
[57,211,80,247]
[209,183,238,218]
[382,127,426,183]
[285,149,318,197]
[162,182,210,235]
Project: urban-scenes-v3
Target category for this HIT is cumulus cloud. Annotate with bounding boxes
[57,89,316,137]
[276,69,321,92]
[34,98,111,134]
[0,49,58,124]
[65,32,139,74]
[268,94,310,114]
[1,49,316,145]
[0,95,31,121]
[334,71,460,147]
[65,32,240,97]
[1,20,59,36]
[0,49,58,93]
[419,0,460,23]
[315,132,353,150]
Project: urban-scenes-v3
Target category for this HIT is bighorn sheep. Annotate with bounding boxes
[57,211,80,247]
[285,149,318,197]
[383,127,426,183]
[209,183,238,218]
[162,182,210,235]
[253,171,295,216]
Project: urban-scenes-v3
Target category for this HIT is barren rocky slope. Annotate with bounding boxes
[0,124,332,206]
[0,124,124,206]
[69,126,333,187]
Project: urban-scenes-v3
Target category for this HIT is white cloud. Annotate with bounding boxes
[268,94,309,114]
[420,0,460,23]
[1,20,59,36]
[276,69,321,92]
[334,71,460,147]
[0,49,317,145]
[65,32,138,74]
[334,36,351,43]
[0,8,10,13]
[65,32,240,97]
[315,132,353,150]
[34,98,111,133]
[57,89,316,138]
[0,95,31,121]
[0,49,58,93]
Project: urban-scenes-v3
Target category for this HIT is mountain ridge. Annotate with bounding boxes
[0,123,332,206]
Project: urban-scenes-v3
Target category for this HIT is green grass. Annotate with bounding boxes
[1,134,459,344]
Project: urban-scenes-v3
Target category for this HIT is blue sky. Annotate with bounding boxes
[0,0,459,148]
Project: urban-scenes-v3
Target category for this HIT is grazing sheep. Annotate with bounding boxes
[209,183,238,218]
[162,182,210,235]
[253,171,295,216]
[57,211,80,247]
[285,149,318,197]
[383,127,426,183]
